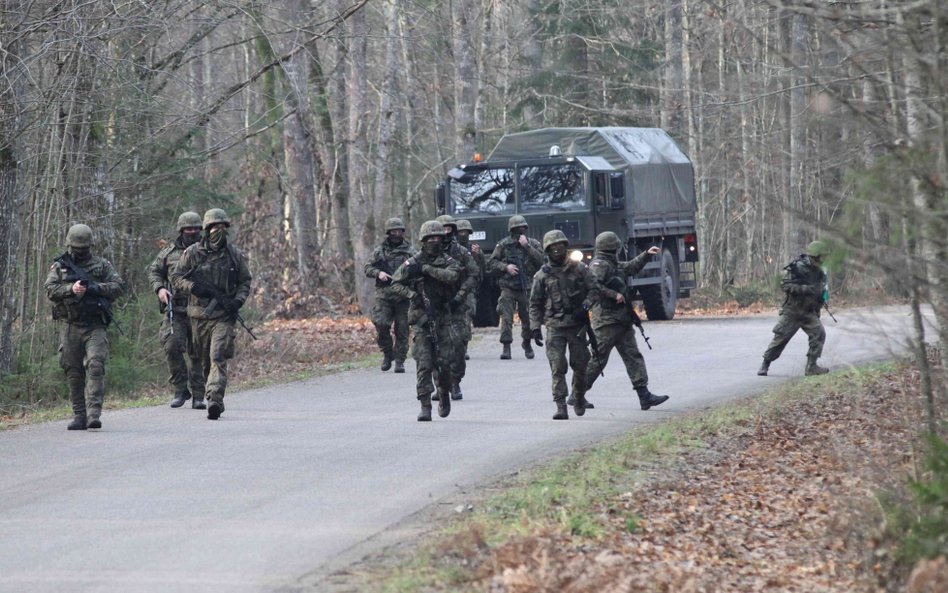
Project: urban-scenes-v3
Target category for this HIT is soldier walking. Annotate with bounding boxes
[584,232,669,411]
[529,230,597,420]
[147,211,206,409]
[433,215,479,401]
[391,221,461,421]
[455,219,484,363]
[45,224,126,430]
[364,217,417,373]
[488,215,544,360]
[758,241,830,377]
[171,209,252,420]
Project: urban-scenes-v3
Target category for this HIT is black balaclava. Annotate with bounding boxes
[70,246,91,263]
[386,231,404,246]
[422,238,443,258]
[457,230,471,247]
[511,226,526,240]
[547,243,567,265]
[180,228,202,248]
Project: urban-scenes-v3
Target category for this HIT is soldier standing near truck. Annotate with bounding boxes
[391,221,462,421]
[489,215,544,360]
[45,224,126,431]
[757,240,830,377]
[529,230,597,420]
[584,232,669,411]
[364,217,417,373]
[147,211,206,409]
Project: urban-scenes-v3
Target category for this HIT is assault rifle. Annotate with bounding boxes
[203,292,258,340]
[56,253,125,336]
[418,283,439,362]
[579,309,604,377]
[822,284,838,323]
[165,288,174,334]
[373,258,394,288]
[511,246,529,292]
[605,277,652,350]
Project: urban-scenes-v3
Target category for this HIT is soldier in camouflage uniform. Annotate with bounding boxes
[488,215,544,360]
[758,241,830,377]
[391,221,461,421]
[584,232,669,411]
[529,230,598,420]
[364,217,417,373]
[45,224,126,430]
[147,211,206,409]
[432,214,479,401]
[456,219,484,363]
[171,209,253,420]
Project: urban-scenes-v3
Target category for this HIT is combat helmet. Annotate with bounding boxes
[436,214,457,231]
[419,220,446,242]
[806,240,827,258]
[177,211,202,232]
[456,219,474,232]
[66,224,94,248]
[543,229,569,251]
[203,208,231,230]
[595,231,622,252]
[385,217,406,233]
[507,215,528,232]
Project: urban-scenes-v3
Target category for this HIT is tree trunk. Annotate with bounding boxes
[346,6,373,311]
[661,0,684,136]
[453,0,478,161]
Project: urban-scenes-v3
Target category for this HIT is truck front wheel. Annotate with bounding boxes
[640,250,678,320]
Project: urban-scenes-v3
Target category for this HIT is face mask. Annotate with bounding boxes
[181,229,201,246]
[457,232,470,246]
[548,244,567,264]
[422,240,443,257]
[387,233,403,246]
[209,227,228,249]
[511,228,524,239]
[70,247,91,262]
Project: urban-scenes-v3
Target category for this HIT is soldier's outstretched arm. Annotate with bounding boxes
[621,250,652,277]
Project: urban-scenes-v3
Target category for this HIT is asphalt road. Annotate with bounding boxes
[0,305,935,593]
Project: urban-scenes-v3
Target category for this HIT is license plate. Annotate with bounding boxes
[471,231,486,241]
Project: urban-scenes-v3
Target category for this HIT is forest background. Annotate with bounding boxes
[0,0,945,415]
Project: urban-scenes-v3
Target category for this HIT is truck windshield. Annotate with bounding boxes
[519,163,587,211]
[448,167,515,214]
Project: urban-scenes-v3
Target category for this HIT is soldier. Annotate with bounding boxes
[488,215,544,360]
[45,224,126,430]
[391,221,461,421]
[364,217,417,373]
[433,214,479,401]
[529,230,597,420]
[584,232,669,411]
[455,219,484,362]
[171,208,253,420]
[147,211,206,409]
[758,240,830,377]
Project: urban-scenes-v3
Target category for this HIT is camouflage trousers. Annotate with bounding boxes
[762,311,825,362]
[191,317,237,405]
[448,305,472,383]
[497,287,532,344]
[411,319,458,400]
[160,312,205,398]
[586,322,648,391]
[544,325,590,404]
[59,323,109,419]
[372,297,411,362]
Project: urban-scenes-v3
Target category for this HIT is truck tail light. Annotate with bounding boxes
[684,233,698,259]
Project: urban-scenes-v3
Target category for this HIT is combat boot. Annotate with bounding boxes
[567,394,595,409]
[170,389,191,408]
[418,395,432,422]
[805,357,829,376]
[553,402,568,420]
[393,360,405,373]
[635,387,669,411]
[571,393,588,417]
[464,353,470,361]
[522,340,535,359]
[757,359,770,376]
[381,355,393,372]
[67,414,87,430]
[207,400,224,420]
[438,389,451,418]
[451,384,463,401]
[192,396,207,410]
[500,343,512,360]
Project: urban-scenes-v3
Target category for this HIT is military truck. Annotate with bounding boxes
[435,127,699,326]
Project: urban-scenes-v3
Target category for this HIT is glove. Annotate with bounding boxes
[191,282,217,298]
[222,298,243,315]
[84,283,102,297]
[406,259,423,278]
[532,329,544,347]
[572,307,589,325]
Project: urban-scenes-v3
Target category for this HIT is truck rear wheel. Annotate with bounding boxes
[640,250,678,320]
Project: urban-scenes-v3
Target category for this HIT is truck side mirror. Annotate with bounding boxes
[435,183,446,214]
[609,173,625,208]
